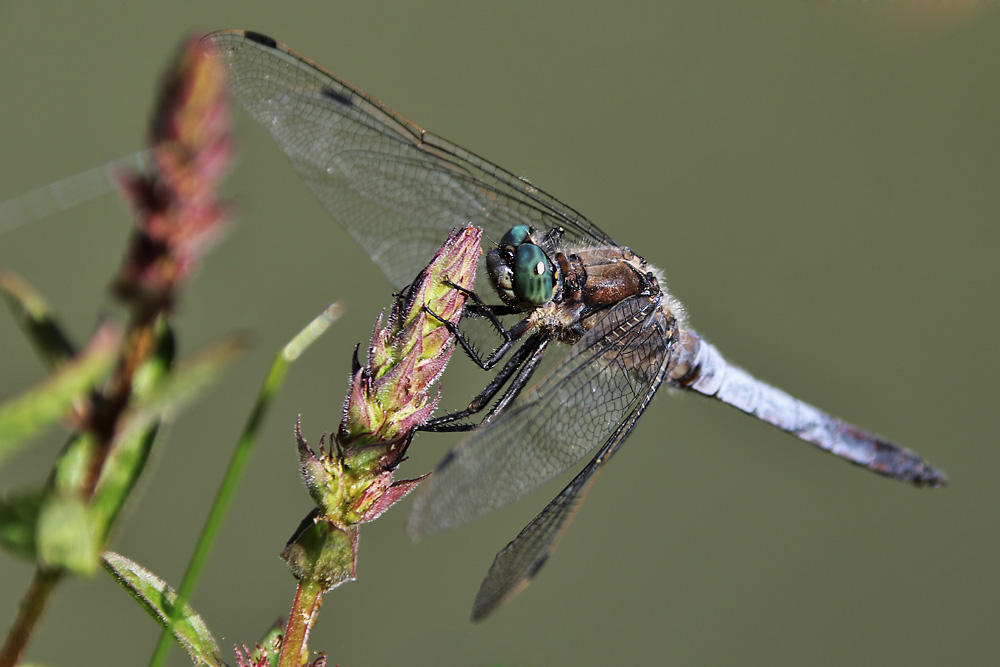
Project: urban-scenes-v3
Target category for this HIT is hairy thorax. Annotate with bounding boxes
[523,243,685,346]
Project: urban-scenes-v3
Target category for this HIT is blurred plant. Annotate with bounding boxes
[0,35,241,667]
[0,29,482,667]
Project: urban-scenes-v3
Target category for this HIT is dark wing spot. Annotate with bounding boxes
[526,552,549,579]
[244,31,278,49]
[321,86,354,107]
[437,449,457,470]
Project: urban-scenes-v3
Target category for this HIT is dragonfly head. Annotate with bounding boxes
[488,225,555,308]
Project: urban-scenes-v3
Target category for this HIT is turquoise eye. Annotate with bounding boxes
[512,243,553,305]
[501,225,531,248]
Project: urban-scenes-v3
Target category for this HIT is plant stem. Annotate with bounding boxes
[148,305,340,667]
[278,578,324,667]
[85,316,157,495]
[0,568,62,667]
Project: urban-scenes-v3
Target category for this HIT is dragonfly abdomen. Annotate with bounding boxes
[670,331,947,487]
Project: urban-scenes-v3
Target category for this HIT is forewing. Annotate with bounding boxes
[408,293,674,538]
[205,30,614,289]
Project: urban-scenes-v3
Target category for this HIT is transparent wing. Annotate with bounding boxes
[408,294,676,538]
[471,444,611,621]
[470,382,658,621]
[205,30,614,289]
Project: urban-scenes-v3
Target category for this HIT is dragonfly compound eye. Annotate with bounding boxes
[500,224,531,248]
[513,243,554,305]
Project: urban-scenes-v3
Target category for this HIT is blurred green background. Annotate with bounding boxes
[1,2,997,665]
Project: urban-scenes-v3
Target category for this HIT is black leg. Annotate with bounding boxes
[421,333,549,432]
[426,285,532,371]
[444,279,520,327]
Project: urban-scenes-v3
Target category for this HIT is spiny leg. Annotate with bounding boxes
[421,333,549,432]
[426,281,531,370]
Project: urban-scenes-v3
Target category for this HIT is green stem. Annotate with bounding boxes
[148,305,340,667]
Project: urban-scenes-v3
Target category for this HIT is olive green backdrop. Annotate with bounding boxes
[1,2,996,665]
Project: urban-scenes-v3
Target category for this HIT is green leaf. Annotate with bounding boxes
[150,306,339,667]
[131,319,176,399]
[254,621,285,664]
[123,333,248,435]
[89,424,159,545]
[0,270,76,369]
[51,431,98,496]
[281,303,342,362]
[0,489,44,560]
[280,517,358,592]
[36,493,98,576]
[89,323,173,542]
[102,551,225,667]
[0,324,119,465]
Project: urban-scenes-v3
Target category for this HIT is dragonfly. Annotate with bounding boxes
[205,30,947,620]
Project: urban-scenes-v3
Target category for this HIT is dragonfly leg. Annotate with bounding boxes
[421,333,549,432]
[442,279,521,329]
[425,286,531,371]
